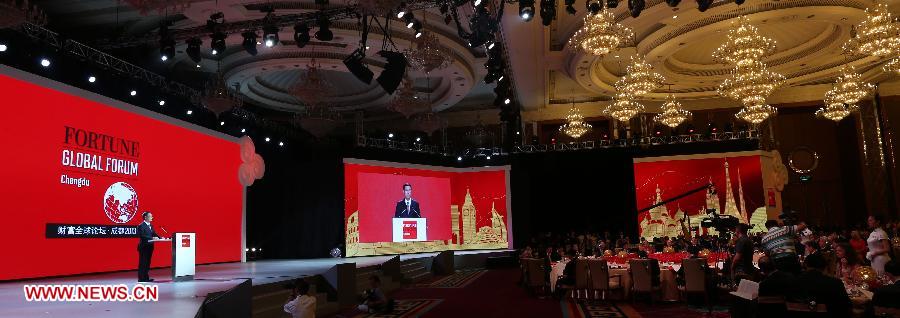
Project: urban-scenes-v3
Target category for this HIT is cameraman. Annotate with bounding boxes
[761,219,807,275]
[358,275,393,313]
[284,278,316,318]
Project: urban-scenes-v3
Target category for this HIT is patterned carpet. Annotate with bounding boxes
[351,299,444,318]
[561,299,628,318]
[413,270,486,288]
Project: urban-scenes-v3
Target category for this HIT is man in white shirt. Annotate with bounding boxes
[284,279,316,318]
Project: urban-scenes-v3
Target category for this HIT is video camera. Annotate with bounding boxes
[700,208,740,237]
[779,208,800,226]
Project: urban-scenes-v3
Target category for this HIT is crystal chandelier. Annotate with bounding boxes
[718,61,785,107]
[559,104,593,139]
[404,29,452,74]
[291,59,333,109]
[883,57,900,73]
[202,66,243,117]
[412,111,446,136]
[829,66,875,106]
[605,91,644,122]
[735,104,777,124]
[466,116,493,146]
[616,55,665,96]
[0,0,47,28]
[567,1,634,57]
[816,91,854,122]
[387,80,431,118]
[293,108,342,139]
[713,16,777,67]
[653,94,692,128]
[844,3,900,57]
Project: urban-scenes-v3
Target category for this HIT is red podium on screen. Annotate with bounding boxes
[392,218,426,242]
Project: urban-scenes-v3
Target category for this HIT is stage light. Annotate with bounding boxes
[88,76,96,83]
[487,42,496,49]
[403,12,416,28]
[486,156,491,160]
[294,23,310,48]
[314,15,333,41]
[376,51,408,94]
[388,133,394,138]
[159,23,175,62]
[517,131,520,135]
[242,31,258,55]
[265,137,271,142]
[666,0,680,6]
[263,25,279,47]
[629,0,645,18]
[241,128,246,133]
[158,100,166,106]
[696,0,713,12]
[161,55,168,61]
[474,0,482,6]
[196,64,201,68]
[520,0,535,21]
[457,156,463,161]
[415,29,423,38]
[130,90,137,96]
[245,248,249,252]
[565,0,576,14]
[186,38,202,63]
[251,248,256,252]
[210,31,226,55]
[504,98,511,104]
[0,44,6,52]
[397,2,407,18]
[220,121,225,126]
[40,58,50,67]
[540,0,555,26]
[187,110,193,115]
[344,48,373,84]
[416,137,421,142]
[278,141,284,146]
[735,0,745,4]
[498,75,505,82]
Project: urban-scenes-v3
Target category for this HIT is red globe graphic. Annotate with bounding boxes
[103,182,139,224]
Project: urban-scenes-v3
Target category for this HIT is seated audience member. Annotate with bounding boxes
[284,279,316,318]
[803,240,820,258]
[358,275,393,314]
[791,253,851,318]
[872,260,900,308]
[520,246,534,259]
[833,242,860,281]
[556,250,578,286]
[849,230,868,262]
[758,256,796,297]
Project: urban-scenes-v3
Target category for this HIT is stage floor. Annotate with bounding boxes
[0,249,510,318]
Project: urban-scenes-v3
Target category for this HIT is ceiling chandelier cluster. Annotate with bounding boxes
[387,80,431,118]
[202,66,243,117]
[0,0,47,28]
[605,91,644,122]
[403,29,452,74]
[567,0,633,57]
[615,55,665,96]
[559,103,592,139]
[291,59,334,109]
[653,94,692,128]
[844,3,900,58]
[412,111,446,136]
[817,67,874,122]
[714,17,783,124]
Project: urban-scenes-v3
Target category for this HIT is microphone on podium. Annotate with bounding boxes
[160,226,170,238]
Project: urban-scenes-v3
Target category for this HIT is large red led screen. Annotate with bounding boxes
[633,152,765,239]
[0,67,244,280]
[344,160,511,257]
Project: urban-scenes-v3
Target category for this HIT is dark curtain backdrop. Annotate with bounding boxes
[247,138,757,259]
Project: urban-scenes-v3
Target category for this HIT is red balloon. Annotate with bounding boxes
[239,136,255,163]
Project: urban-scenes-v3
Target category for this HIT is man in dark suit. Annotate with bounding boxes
[393,183,422,218]
[137,211,162,282]
[790,253,851,318]
[872,260,900,308]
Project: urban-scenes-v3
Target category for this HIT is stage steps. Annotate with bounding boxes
[251,277,340,318]
[400,259,432,284]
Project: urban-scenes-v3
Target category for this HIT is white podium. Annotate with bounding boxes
[171,232,196,282]
[392,218,427,242]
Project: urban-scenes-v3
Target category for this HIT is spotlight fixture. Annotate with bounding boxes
[735,0,745,4]
[294,23,311,47]
[504,98,511,104]
[403,12,416,28]
[628,0,644,18]
[344,48,373,84]
[314,14,333,41]
[415,137,421,142]
[263,25,279,47]
[696,0,713,12]
[220,121,225,126]
[158,100,166,106]
[588,0,602,13]
[414,28,423,38]
[40,58,50,67]
[210,31,226,55]
[130,90,137,96]
[665,0,680,6]
[279,142,284,146]
[397,2,407,18]
[540,0,555,26]
[187,110,193,115]
[159,38,175,62]
[474,0,483,6]
[565,0,577,14]
[186,38,202,63]
[519,0,535,21]
[0,43,7,52]
[241,128,246,133]
[265,137,270,142]
[388,133,394,138]
[486,156,491,160]
[457,156,463,161]
[88,76,96,83]
[606,0,619,8]
[376,51,408,94]
[242,31,258,55]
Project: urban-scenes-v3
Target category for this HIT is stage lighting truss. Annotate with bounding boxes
[567,1,633,57]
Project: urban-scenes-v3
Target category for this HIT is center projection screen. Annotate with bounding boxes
[0,66,244,281]
[344,159,512,257]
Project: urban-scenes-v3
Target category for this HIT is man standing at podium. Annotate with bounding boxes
[394,183,422,218]
[137,211,162,282]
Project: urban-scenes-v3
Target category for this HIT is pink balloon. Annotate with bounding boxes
[250,153,265,179]
[238,164,255,186]
[239,136,255,163]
